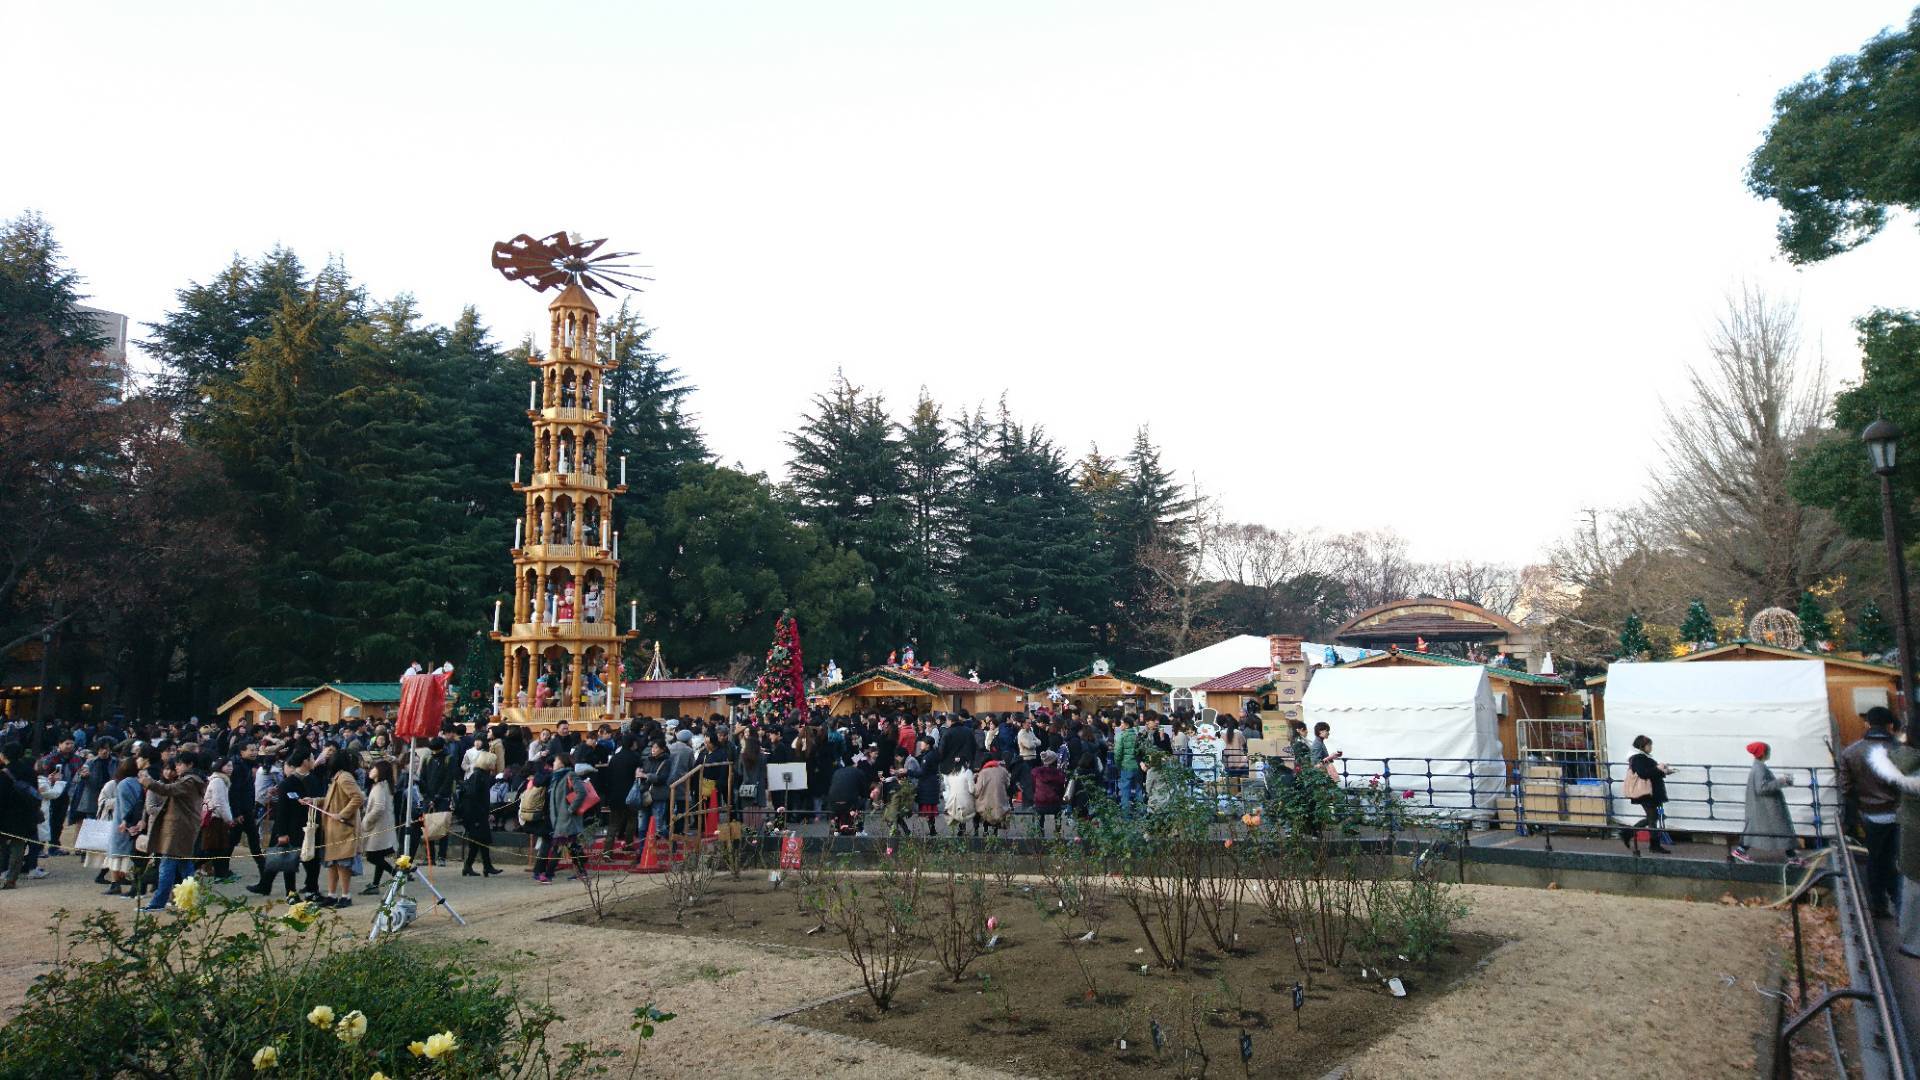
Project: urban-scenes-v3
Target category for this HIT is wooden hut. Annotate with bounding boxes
[218,687,312,729]
[823,665,1025,716]
[292,682,404,726]
[1033,661,1171,712]
[1587,640,1899,750]
[626,677,734,721]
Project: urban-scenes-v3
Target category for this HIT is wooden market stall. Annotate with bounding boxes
[292,682,404,726]
[625,677,735,721]
[1587,640,1899,751]
[822,665,1025,716]
[1034,661,1171,712]
[218,687,312,729]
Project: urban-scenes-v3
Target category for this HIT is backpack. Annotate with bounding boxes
[517,774,548,825]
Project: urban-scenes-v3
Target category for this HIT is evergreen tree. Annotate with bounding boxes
[1680,599,1715,645]
[597,298,707,518]
[1796,590,1833,647]
[954,409,1105,684]
[785,371,910,659]
[1855,598,1894,654]
[1618,612,1651,660]
[897,389,961,658]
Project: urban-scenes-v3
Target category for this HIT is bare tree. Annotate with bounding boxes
[1647,286,1862,609]
[1537,506,1697,664]
[1137,486,1216,657]
[1419,559,1523,618]
[1327,529,1421,614]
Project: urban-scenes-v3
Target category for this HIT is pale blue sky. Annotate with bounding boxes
[7,1,1920,564]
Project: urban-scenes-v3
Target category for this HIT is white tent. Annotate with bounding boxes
[1601,659,1836,836]
[1139,635,1273,689]
[1302,666,1504,815]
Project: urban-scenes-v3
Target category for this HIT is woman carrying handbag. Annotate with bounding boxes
[1619,734,1674,854]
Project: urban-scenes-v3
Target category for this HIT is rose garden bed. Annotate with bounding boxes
[563,870,1500,1078]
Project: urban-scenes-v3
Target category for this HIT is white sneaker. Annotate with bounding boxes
[27,868,50,879]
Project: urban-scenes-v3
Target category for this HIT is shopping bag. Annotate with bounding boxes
[423,811,453,841]
[299,809,319,861]
[74,818,115,853]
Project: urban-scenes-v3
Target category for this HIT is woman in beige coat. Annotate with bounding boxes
[972,758,1013,834]
[358,759,398,896]
[312,750,365,907]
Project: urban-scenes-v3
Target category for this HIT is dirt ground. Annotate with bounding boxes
[0,853,1785,1078]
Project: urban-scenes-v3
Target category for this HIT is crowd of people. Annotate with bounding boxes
[0,701,1348,898]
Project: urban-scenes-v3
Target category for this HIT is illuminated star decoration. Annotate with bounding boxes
[490,232,649,296]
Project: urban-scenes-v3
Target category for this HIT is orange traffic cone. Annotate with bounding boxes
[635,833,663,874]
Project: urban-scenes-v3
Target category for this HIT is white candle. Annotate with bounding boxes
[620,456,627,486]
[598,384,605,413]
[529,380,537,410]
[514,519,523,548]
[630,599,638,632]
[613,531,619,559]
[492,600,501,632]
[513,453,522,484]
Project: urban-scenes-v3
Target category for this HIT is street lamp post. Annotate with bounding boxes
[1863,418,1920,733]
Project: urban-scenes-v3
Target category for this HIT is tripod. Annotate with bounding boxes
[371,737,466,941]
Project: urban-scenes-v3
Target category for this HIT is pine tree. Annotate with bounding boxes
[754,611,809,723]
[1618,612,1652,660]
[1796,590,1833,648]
[897,390,960,657]
[785,371,910,659]
[1855,598,1894,654]
[954,409,1105,684]
[1680,599,1715,645]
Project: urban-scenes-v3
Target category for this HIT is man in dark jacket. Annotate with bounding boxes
[419,738,455,864]
[0,745,41,888]
[249,750,312,896]
[826,749,876,835]
[1840,706,1904,918]
[601,735,644,845]
[228,743,262,875]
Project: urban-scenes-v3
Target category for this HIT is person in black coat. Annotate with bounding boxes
[600,736,644,846]
[912,740,943,835]
[826,751,875,835]
[458,765,501,875]
[1620,734,1674,854]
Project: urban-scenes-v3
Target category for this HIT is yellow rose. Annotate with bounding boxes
[408,1041,428,1058]
[306,1004,335,1028]
[335,1009,367,1044]
[394,854,413,872]
[251,1045,279,1070]
[423,1030,459,1059]
[170,877,204,915]
[371,1074,389,1080]
[285,900,320,926]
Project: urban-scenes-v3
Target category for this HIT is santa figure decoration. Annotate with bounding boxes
[395,662,455,740]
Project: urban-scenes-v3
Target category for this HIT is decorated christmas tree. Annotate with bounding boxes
[1796,590,1833,649]
[1618,612,1651,660]
[754,611,809,724]
[1680,599,1715,646]
[452,630,497,728]
[1855,598,1894,655]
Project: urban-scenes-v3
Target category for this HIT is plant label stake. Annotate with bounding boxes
[1388,977,1406,998]
[1291,982,1305,1030]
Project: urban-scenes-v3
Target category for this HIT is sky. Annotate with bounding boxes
[8,1,1920,566]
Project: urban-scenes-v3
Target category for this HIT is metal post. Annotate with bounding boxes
[1880,469,1920,735]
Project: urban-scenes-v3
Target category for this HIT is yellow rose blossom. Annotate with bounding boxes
[394,854,413,872]
[335,1009,368,1044]
[408,1041,428,1058]
[169,877,203,915]
[370,1074,390,1080]
[251,1045,279,1070]
[306,1004,335,1028]
[423,1030,459,1059]
[285,900,321,926]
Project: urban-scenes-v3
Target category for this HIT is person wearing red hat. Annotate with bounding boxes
[1733,741,1797,864]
